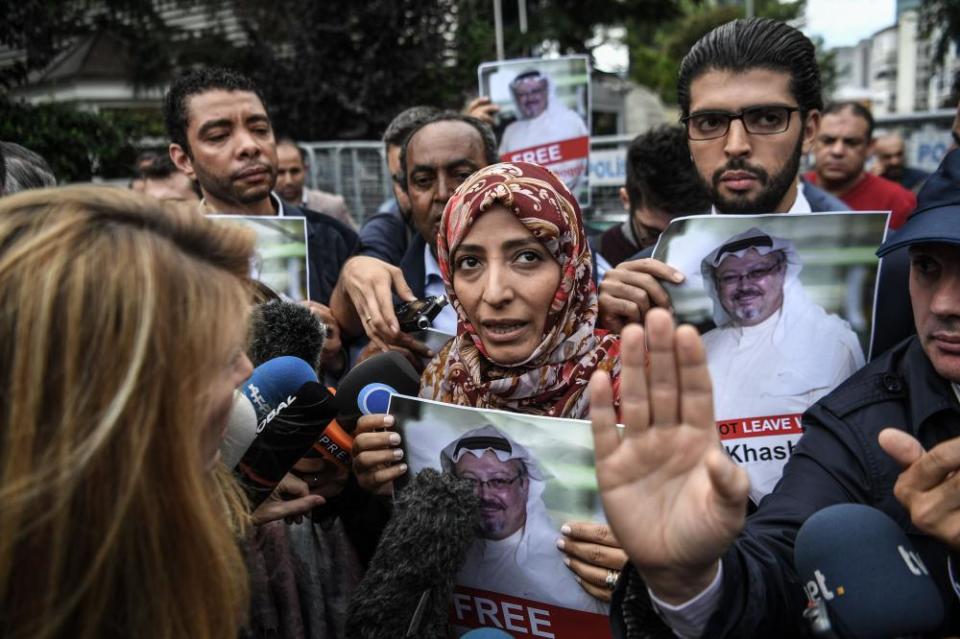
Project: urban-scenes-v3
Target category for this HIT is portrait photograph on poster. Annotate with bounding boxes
[651,211,888,503]
[478,55,591,206]
[388,394,611,639]
[209,215,311,301]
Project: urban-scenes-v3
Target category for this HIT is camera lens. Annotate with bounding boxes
[416,316,430,330]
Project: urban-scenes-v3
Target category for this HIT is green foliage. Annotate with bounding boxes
[1,0,688,155]
[626,0,812,104]
[0,98,162,181]
[920,0,960,67]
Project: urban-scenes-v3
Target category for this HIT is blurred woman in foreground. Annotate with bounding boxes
[0,187,255,639]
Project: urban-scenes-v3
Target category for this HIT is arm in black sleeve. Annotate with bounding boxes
[355,211,408,265]
[701,402,876,638]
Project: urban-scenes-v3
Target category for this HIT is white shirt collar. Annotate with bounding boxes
[271,192,287,216]
[424,242,442,286]
[709,180,811,215]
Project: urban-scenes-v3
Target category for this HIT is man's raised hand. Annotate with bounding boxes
[589,308,750,604]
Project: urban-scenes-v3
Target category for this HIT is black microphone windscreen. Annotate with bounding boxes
[235,380,338,508]
[248,299,325,370]
[794,503,944,639]
[335,350,421,433]
[345,469,479,639]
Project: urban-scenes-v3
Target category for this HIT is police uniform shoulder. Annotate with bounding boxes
[814,346,909,418]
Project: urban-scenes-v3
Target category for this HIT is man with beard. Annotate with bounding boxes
[872,132,929,192]
[599,150,960,639]
[440,425,606,614]
[700,228,863,503]
[596,18,847,334]
[498,70,589,194]
[164,68,357,310]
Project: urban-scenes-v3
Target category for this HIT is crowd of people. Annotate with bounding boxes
[1,14,960,639]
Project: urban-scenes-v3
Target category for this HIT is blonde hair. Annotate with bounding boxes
[0,186,255,639]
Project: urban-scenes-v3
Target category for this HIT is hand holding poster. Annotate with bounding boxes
[652,212,888,503]
[389,395,612,639]
[479,56,591,206]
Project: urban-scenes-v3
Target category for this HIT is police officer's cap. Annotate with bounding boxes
[877,147,960,256]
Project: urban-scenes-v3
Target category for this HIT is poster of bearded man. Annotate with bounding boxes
[651,211,888,503]
[479,56,590,206]
[388,394,611,639]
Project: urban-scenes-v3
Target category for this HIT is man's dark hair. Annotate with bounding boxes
[398,112,499,190]
[139,154,201,198]
[677,18,823,118]
[0,142,56,193]
[382,106,441,148]
[276,137,307,163]
[134,150,159,175]
[823,101,875,140]
[139,154,179,180]
[163,67,267,156]
[625,125,711,216]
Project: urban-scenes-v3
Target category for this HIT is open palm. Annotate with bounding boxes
[590,311,750,601]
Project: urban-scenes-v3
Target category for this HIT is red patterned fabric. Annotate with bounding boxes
[420,162,621,418]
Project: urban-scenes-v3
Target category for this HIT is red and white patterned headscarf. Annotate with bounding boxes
[419,161,621,419]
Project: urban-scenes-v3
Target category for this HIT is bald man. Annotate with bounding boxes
[872,132,929,192]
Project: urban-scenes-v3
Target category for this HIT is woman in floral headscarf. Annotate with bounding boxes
[352,162,628,604]
[419,161,621,418]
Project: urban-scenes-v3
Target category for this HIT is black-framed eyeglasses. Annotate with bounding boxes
[715,258,785,288]
[460,471,524,492]
[683,106,801,141]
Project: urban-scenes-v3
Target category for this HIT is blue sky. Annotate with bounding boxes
[803,0,898,48]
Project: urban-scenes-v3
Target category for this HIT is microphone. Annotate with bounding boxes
[297,350,420,473]
[794,503,944,639]
[219,353,319,470]
[233,356,338,508]
[248,299,326,370]
[220,391,258,469]
[345,469,480,639]
[334,351,421,433]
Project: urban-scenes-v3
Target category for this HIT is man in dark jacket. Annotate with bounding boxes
[596,18,849,334]
[164,67,358,309]
[329,112,498,353]
[596,147,960,638]
[164,67,356,375]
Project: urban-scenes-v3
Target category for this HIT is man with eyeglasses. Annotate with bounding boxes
[498,70,590,193]
[439,425,607,614]
[598,18,848,334]
[596,125,711,267]
[699,228,864,503]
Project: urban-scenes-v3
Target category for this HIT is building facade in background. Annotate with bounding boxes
[831,0,958,114]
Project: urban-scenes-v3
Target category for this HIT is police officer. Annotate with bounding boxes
[595,148,960,637]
